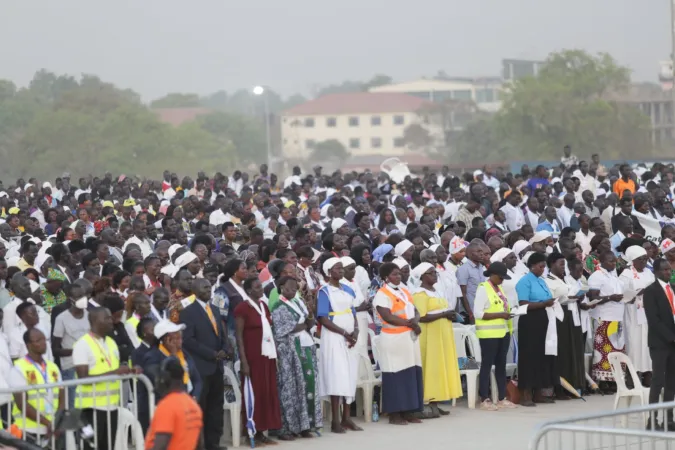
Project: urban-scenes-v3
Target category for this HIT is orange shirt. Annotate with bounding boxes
[145,392,203,450]
[613,178,636,197]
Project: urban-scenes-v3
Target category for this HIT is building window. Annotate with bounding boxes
[393,115,404,125]
[475,89,495,103]
[370,116,381,126]
[349,138,360,149]
[452,90,473,101]
[305,139,315,149]
[304,118,315,127]
[371,137,382,148]
[349,117,360,127]
[326,117,337,127]
[393,137,405,148]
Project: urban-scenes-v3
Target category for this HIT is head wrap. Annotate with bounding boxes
[449,236,465,255]
[340,256,356,267]
[490,248,514,264]
[168,244,182,259]
[171,251,197,277]
[47,268,67,282]
[34,253,51,272]
[323,257,341,275]
[410,262,434,280]
[512,240,530,258]
[372,244,393,263]
[123,199,136,207]
[394,240,414,257]
[330,218,347,233]
[625,245,648,263]
[429,244,440,252]
[661,238,675,255]
[529,231,551,244]
[393,257,409,269]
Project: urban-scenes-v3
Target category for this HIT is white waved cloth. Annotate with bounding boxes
[544,301,564,356]
[246,298,277,360]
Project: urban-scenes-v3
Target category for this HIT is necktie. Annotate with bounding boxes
[205,304,219,335]
[666,285,675,314]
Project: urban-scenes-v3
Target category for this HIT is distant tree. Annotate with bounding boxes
[200,90,228,110]
[363,74,393,91]
[315,74,393,97]
[310,139,349,162]
[150,93,201,108]
[197,112,267,165]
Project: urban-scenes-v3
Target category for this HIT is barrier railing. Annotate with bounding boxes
[529,400,675,450]
[0,373,154,450]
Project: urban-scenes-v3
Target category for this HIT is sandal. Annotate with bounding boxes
[300,430,314,438]
[277,434,295,441]
[258,435,278,446]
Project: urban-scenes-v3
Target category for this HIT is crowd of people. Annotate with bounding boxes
[1,148,675,449]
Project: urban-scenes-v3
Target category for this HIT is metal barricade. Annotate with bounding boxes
[0,373,154,450]
[529,400,675,450]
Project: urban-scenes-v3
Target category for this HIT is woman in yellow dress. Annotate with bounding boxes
[411,262,462,418]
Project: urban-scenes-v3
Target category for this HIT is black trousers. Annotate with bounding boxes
[82,408,118,450]
[200,370,225,450]
[649,347,675,422]
[478,334,510,401]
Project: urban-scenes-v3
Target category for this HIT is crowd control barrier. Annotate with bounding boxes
[0,373,154,450]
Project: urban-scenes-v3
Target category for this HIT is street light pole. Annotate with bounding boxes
[253,85,272,170]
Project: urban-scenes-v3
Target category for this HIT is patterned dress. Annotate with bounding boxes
[271,296,322,434]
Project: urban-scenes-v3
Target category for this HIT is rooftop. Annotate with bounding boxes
[153,107,212,126]
[282,92,431,116]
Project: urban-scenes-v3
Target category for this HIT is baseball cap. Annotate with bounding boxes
[154,320,186,340]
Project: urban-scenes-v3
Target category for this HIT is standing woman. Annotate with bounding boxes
[472,262,518,410]
[620,246,654,386]
[234,277,281,445]
[587,251,625,389]
[411,262,462,417]
[373,262,424,425]
[351,243,373,299]
[271,276,321,439]
[317,258,362,434]
[341,256,371,358]
[515,252,557,406]
[545,253,586,398]
[584,234,612,275]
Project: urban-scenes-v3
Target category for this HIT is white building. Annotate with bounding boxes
[369,77,502,112]
[281,92,436,158]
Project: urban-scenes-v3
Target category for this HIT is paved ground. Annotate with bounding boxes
[254,395,618,450]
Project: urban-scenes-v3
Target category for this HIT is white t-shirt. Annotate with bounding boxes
[9,323,53,362]
[588,268,625,322]
[72,334,120,411]
[53,310,90,370]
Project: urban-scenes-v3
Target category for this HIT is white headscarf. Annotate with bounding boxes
[171,251,197,277]
[625,245,647,263]
[411,262,434,281]
[330,218,347,233]
[394,239,413,257]
[512,240,530,259]
[393,257,409,269]
[340,256,356,268]
[490,248,514,264]
[323,257,341,276]
[449,236,465,255]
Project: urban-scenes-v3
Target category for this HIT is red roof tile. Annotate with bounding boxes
[283,92,430,116]
[153,107,212,126]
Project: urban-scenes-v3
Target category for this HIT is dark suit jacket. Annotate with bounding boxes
[141,346,203,400]
[644,280,675,350]
[180,301,229,377]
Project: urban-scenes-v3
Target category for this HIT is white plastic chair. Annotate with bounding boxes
[222,365,242,447]
[367,328,382,378]
[355,353,382,422]
[114,407,145,450]
[608,352,654,426]
[452,326,498,408]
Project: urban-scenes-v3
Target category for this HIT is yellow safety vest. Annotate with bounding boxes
[474,282,512,339]
[75,334,121,409]
[12,357,61,431]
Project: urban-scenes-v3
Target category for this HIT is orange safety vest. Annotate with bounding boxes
[377,286,414,334]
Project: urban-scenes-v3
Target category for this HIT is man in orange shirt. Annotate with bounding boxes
[145,358,204,450]
[613,164,637,197]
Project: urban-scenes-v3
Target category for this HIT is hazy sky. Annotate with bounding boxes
[0,0,668,101]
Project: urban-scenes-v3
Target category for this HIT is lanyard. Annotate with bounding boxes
[25,355,48,382]
[487,281,508,312]
[90,333,112,367]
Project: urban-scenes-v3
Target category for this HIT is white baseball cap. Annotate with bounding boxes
[154,320,186,340]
